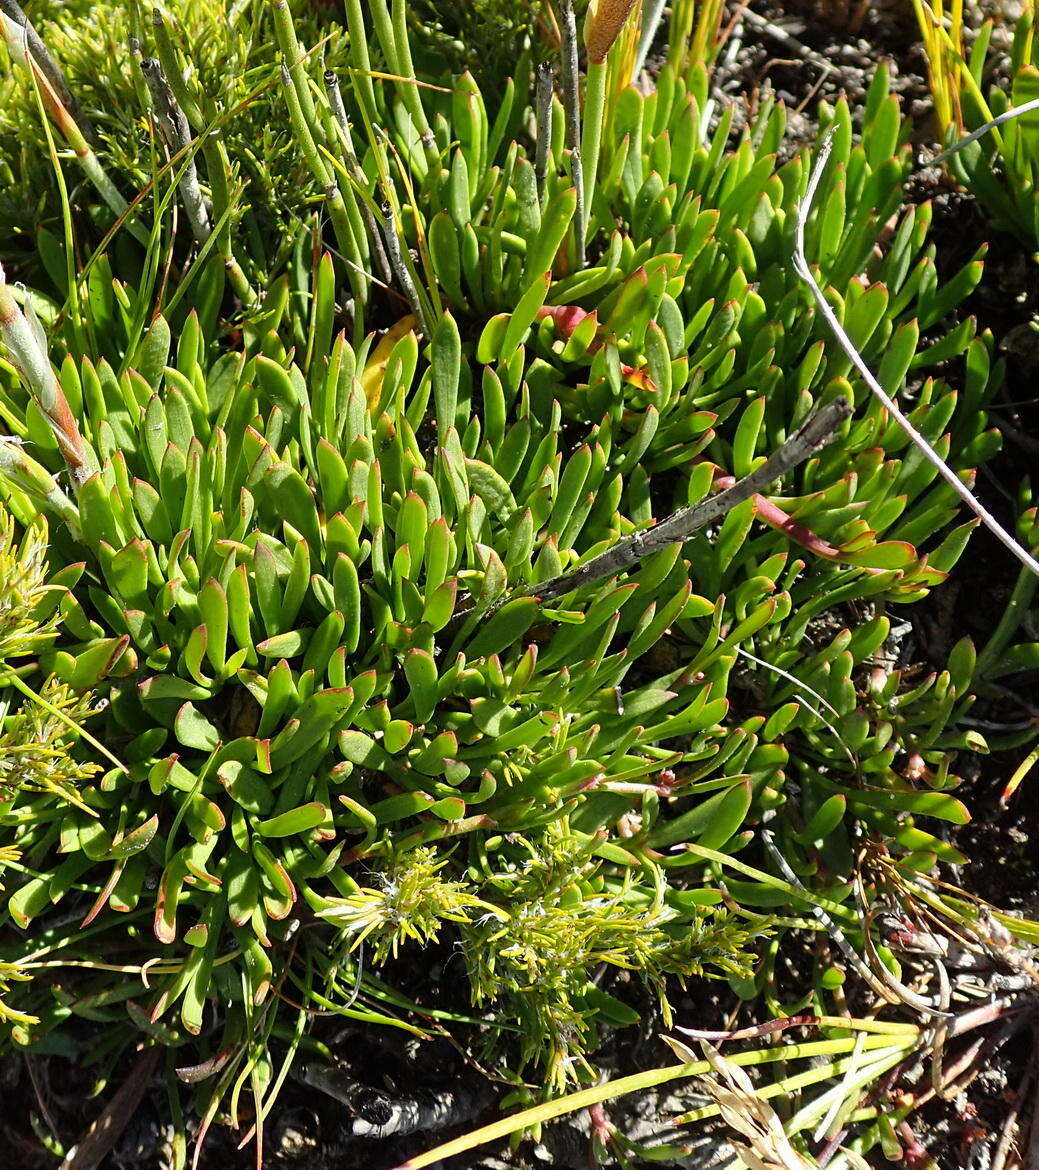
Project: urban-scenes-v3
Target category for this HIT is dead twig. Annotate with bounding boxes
[933,97,1039,167]
[761,826,951,1019]
[531,398,851,606]
[1025,1033,1039,1170]
[535,59,555,201]
[558,0,585,267]
[325,70,393,287]
[991,1031,1038,1170]
[139,56,211,246]
[379,200,431,335]
[453,398,849,635]
[24,1054,61,1147]
[677,1014,821,1043]
[61,1048,160,1170]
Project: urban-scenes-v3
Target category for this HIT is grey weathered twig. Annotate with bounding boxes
[568,145,586,263]
[558,0,585,266]
[450,400,850,635]
[558,0,580,152]
[0,0,95,142]
[324,70,393,287]
[1023,1041,1039,1170]
[59,1048,159,1170]
[379,201,431,335]
[295,1060,491,1139]
[990,1045,1036,1170]
[139,56,211,245]
[535,59,555,202]
[148,10,255,306]
[533,398,850,606]
[796,130,1039,581]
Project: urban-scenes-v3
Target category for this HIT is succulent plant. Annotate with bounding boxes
[918,3,1039,251]
[0,239,767,1091]
[908,2,1039,792]
[0,0,1021,1155]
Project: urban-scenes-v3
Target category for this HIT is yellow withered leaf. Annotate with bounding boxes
[360,315,417,410]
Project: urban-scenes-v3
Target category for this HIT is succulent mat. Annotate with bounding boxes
[0,0,1034,1163]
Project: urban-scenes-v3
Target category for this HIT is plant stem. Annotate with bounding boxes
[558,0,584,266]
[379,201,432,336]
[0,0,95,141]
[341,0,379,127]
[368,0,437,168]
[391,0,437,164]
[5,31,149,245]
[933,96,1039,167]
[279,64,367,330]
[977,563,1038,677]
[2,668,125,779]
[567,146,585,266]
[532,398,850,606]
[392,1035,915,1170]
[325,70,393,286]
[0,440,80,534]
[0,270,95,485]
[150,8,255,305]
[796,130,1039,582]
[139,56,211,246]
[451,399,849,635]
[271,0,317,126]
[534,60,555,203]
[761,827,947,1018]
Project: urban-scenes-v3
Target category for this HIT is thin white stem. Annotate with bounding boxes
[736,645,855,767]
[795,130,1039,581]
[761,827,949,1018]
[932,96,1039,165]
